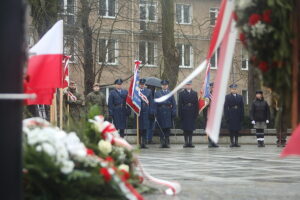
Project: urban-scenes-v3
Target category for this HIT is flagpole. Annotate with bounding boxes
[50,92,57,125]
[136,114,140,147]
[59,88,63,129]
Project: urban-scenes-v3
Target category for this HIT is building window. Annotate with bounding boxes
[139,1,157,30]
[139,41,156,66]
[176,4,191,24]
[101,87,114,104]
[60,0,76,25]
[242,90,248,104]
[209,8,219,26]
[99,0,116,17]
[176,44,193,68]
[64,37,76,62]
[99,39,118,65]
[241,48,249,70]
[210,47,220,69]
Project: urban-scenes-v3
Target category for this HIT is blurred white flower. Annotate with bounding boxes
[41,143,56,156]
[98,140,112,155]
[238,0,254,10]
[60,160,75,174]
[118,164,129,172]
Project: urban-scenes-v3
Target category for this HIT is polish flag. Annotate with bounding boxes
[281,124,300,157]
[27,20,64,89]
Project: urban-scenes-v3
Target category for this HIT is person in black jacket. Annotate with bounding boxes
[250,90,270,147]
[178,81,199,148]
[224,84,244,147]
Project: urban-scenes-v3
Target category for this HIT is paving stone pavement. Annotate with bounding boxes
[138,144,300,200]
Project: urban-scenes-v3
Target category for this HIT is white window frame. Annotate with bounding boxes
[177,43,193,68]
[210,48,219,69]
[209,8,219,26]
[98,39,118,65]
[61,0,77,25]
[242,90,249,104]
[241,48,249,70]
[139,41,157,67]
[99,0,117,18]
[64,37,77,63]
[139,1,157,22]
[176,4,192,25]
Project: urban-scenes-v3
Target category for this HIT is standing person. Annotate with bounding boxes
[250,90,271,147]
[178,81,198,148]
[154,80,176,148]
[86,83,108,118]
[137,78,153,148]
[63,81,84,121]
[203,82,219,148]
[224,84,244,147]
[146,85,156,144]
[108,79,131,138]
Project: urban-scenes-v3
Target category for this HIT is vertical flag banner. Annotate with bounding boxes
[126,61,142,115]
[198,63,211,112]
[63,55,71,88]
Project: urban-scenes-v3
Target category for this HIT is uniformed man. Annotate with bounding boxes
[203,82,219,148]
[137,78,154,148]
[178,80,198,148]
[108,79,131,137]
[224,84,244,147]
[63,81,84,121]
[154,80,176,148]
[86,83,108,118]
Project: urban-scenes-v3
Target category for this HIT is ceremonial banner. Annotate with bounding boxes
[126,61,142,115]
[63,55,71,88]
[198,63,211,112]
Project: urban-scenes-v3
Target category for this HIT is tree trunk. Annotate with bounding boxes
[80,0,94,96]
[0,0,25,199]
[160,0,179,90]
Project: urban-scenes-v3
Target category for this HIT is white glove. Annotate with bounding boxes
[251,120,255,125]
[266,120,269,124]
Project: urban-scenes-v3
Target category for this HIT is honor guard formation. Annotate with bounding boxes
[64,78,272,149]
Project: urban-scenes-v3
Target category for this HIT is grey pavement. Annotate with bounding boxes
[138,145,300,200]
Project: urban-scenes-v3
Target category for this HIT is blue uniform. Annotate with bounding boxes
[224,93,244,132]
[137,88,153,130]
[154,90,176,129]
[108,89,131,130]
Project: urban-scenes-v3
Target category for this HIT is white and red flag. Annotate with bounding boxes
[24,20,64,105]
[63,55,71,88]
[281,124,300,157]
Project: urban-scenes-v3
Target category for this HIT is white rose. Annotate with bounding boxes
[41,143,56,156]
[60,160,74,174]
[98,140,112,155]
[118,164,129,172]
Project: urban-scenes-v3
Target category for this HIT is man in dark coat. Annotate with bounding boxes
[108,79,131,137]
[178,81,198,148]
[63,81,84,122]
[203,82,219,148]
[250,90,271,147]
[86,83,108,118]
[136,78,154,148]
[224,84,244,147]
[154,80,176,148]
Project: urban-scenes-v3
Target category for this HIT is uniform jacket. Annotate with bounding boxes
[86,91,108,117]
[154,89,176,129]
[250,98,270,122]
[178,89,199,131]
[224,93,244,131]
[64,88,84,120]
[136,88,154,130]
[108,89,131,129]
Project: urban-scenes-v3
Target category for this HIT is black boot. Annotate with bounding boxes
[234,136,240,147]
[230,136,235,147]
[141,133,148,149]
[209,138,219,148]
[160,137,165,148]
[183,134,188,148]
[188,135,195,148]
[165,136,170,148]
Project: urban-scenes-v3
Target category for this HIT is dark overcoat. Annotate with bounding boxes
[250,99,270,122]
[154,90,176,129]
[224,93,244,131]
[178,89,199,131]
[108,89,131,129]
[137,88,154,130]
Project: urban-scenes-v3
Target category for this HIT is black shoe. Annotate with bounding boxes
[235,143,241,147]
[189,143,195,148]
[183,143,189,148]
[212,144,219,148]
[230,143,235,148]
[141,144,148,149]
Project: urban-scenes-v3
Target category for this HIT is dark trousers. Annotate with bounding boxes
[119,129,125,137]
[139,129,147,145]
[183,130,193,144]
[230,130,240,145]
[256,129,264,141]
